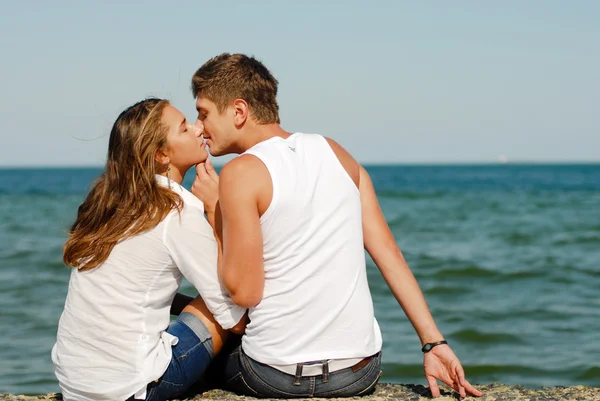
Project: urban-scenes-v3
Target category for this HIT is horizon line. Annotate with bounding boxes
[1,160,600,169]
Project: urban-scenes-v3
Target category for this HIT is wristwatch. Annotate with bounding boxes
[421,340,448,353]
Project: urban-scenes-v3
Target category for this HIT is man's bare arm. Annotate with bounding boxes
[325,137,442,343]
[358,166,444,344]
[218,155,269,308]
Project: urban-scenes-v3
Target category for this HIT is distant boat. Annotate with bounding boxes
[498,155,509,164]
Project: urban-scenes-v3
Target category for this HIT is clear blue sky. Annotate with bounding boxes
[1,1,598,166]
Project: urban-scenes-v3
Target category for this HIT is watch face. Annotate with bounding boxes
[422,341,447,352]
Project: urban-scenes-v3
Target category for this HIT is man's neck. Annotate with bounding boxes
[236,124,291,153]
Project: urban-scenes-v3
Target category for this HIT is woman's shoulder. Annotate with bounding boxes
[163,193,212,237]
[156,175,205,212]
[180,187,205,211]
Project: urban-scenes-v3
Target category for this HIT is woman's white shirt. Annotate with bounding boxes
[51,175,245,401]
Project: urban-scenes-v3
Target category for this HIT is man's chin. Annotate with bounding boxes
[208,147,225,157]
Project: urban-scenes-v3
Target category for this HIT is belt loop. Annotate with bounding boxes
[321,360,329,382]
[294,363,304,385]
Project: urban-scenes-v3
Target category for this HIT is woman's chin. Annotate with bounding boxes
[198,149,209,162]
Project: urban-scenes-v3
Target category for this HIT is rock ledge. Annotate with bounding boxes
[2,383,599,401]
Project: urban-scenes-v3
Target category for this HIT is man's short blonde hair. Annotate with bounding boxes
[191,53,280,124]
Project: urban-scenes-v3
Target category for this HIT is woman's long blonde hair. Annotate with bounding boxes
[63,98,183,271]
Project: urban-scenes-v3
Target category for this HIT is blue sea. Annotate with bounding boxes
[0,164,599,395]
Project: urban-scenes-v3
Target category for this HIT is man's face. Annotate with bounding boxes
[195,97,235,156]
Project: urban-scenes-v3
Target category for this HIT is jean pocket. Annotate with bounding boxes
[317,356,382,398]
[146,378,195,401]
[142,381,159,401]
[226,372,260,397]
[356,369,383,396]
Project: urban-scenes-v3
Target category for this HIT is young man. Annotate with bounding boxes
[190,53,482,398]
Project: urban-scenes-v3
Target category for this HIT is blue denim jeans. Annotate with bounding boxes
[222,345,383,398]
[127,312,214,401]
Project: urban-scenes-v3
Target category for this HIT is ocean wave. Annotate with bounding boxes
[1,223,32,234]
[428,265,499,279]
[501,270,542,280]
[545,265,600,280]
[449,329,525,344]
[380,363,429,379]
[1,249,35,260]
[377,190,450,200]
[413,255,544,281]
[478,308,570,322]
[552,233,600,246]
[423,285,466,295]
[379,362,573,382]
[577,366,600,381]
[457,364,572,378]
[496,231,537,246]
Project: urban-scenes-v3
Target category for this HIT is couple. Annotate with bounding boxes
[52,53,482,401]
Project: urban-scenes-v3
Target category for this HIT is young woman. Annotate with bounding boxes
[52,98,245,401]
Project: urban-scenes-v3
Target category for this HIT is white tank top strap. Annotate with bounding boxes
[243,148,279,224]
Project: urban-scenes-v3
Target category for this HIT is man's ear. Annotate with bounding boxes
[232,98,249,127]
[154,147,170,166]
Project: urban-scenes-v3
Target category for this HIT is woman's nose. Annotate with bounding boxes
[191,121,203,137]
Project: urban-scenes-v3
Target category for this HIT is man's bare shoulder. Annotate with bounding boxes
[219,154,271,198]
[220,155,268,181]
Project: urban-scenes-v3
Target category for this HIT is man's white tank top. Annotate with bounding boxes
[241,133,382,365]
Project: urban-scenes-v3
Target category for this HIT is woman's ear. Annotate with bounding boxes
[154,147,170,166]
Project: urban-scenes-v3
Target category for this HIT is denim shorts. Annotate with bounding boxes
[127,312,214,401]
[222,345,383,398]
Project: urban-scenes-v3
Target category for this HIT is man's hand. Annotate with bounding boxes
[192,158,219,217]
[424,344,483,398]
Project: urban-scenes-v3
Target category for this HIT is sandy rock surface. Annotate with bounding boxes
[2,383,599,401]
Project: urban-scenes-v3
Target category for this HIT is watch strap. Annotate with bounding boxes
[421,340,448,353]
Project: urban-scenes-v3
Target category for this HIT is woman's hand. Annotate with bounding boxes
[192,158,219,217]
[423,344,482,398]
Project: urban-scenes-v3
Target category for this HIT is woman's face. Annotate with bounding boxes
[162,105,208,170]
